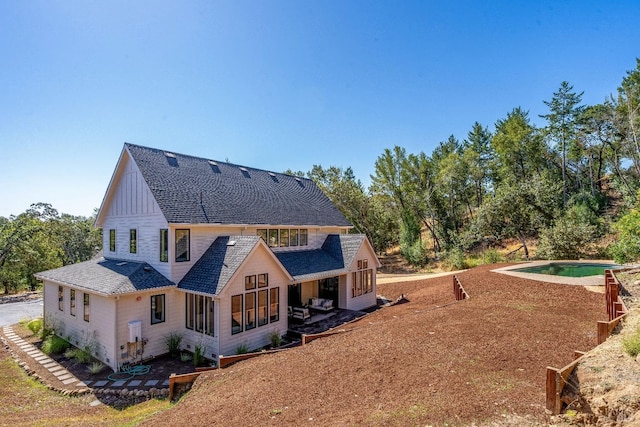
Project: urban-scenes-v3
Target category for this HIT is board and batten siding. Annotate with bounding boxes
[214,245,290,358]
[43,282,118,371]
[114,289,181,368]
[100,153,171,279]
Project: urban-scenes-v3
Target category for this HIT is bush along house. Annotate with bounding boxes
[35,143,379,371]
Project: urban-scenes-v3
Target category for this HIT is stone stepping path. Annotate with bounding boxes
[2,326,165,390]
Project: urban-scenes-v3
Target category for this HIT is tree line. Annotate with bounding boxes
[302,59,640,267]
[0,203,101,294]
[3,60,640,294]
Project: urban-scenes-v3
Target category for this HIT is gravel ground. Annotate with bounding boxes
[139,264,606,426]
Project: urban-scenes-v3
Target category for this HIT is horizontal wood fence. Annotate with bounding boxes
[453,275,469,301]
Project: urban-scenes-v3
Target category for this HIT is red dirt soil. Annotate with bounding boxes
[141,264,606,426]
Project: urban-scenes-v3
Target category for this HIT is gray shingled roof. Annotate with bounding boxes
[275,234,367,282]
[35,258,175,296]
[125,143,352,227]
[178,236,263,295]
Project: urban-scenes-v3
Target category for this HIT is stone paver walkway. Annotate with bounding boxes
[2,326,169,390]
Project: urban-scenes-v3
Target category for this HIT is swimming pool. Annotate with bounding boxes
[512,262,621,278]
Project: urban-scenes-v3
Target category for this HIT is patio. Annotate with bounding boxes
[287,308,369,336]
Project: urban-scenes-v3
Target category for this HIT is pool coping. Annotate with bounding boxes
[491,260,619,286]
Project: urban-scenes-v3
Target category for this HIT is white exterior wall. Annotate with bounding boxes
[214,247,290,358]
[114,288,181,368]
[43,282,118,371]
[344,242,379,312]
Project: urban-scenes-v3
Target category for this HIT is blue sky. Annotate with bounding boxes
[1,1,639,218]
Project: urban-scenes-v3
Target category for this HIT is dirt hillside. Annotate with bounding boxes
[142,264,605,426]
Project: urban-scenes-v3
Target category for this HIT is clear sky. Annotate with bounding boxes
[1,1,639,218]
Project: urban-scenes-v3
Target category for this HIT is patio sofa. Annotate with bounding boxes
[309,297,334,313]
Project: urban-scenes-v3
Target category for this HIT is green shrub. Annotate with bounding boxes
[269,331,282,348]
[235,343,249,355]
[193,343,206,367]
[74,348,93,363]
[483,249,503,264]
[180,352,193,363]
[537,213,597,259]
[26,318,43,336]
[623,329,640,358]
[87,361,105,375]
[41,335,70,355]
[164,332,183,359]
[442,248,467,270]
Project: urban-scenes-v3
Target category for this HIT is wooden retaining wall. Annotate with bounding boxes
[545,268,630,414]
[453,275,468,301]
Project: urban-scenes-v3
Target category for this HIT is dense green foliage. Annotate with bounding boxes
[304,59,640,265]
[0,203,101,294]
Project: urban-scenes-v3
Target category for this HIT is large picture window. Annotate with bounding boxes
[352,258,373,298]
[299,229,308,246]
[231,295,243,334]
[233,274,279,335]
[151,294,165,324]
[109,229,116,252]
[160,229,168,262]
[185,293,214,336]
[175,229,190,262]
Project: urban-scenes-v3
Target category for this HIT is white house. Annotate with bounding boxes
[35,143,379,371]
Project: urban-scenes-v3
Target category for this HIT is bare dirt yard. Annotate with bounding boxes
[139,263,606,426]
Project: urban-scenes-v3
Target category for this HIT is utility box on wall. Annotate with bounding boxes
[128,320,142,343]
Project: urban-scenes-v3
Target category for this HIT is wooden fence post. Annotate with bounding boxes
[546,367,559,413]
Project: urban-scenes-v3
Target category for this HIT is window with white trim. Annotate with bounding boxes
[352,259,373,298]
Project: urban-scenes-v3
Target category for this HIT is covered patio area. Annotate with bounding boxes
[287,308,368,336]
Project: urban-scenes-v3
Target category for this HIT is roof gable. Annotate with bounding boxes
[178,236,291,295]
[35,258,175,296]
[123,143,352,227]
[275,234,371,282]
